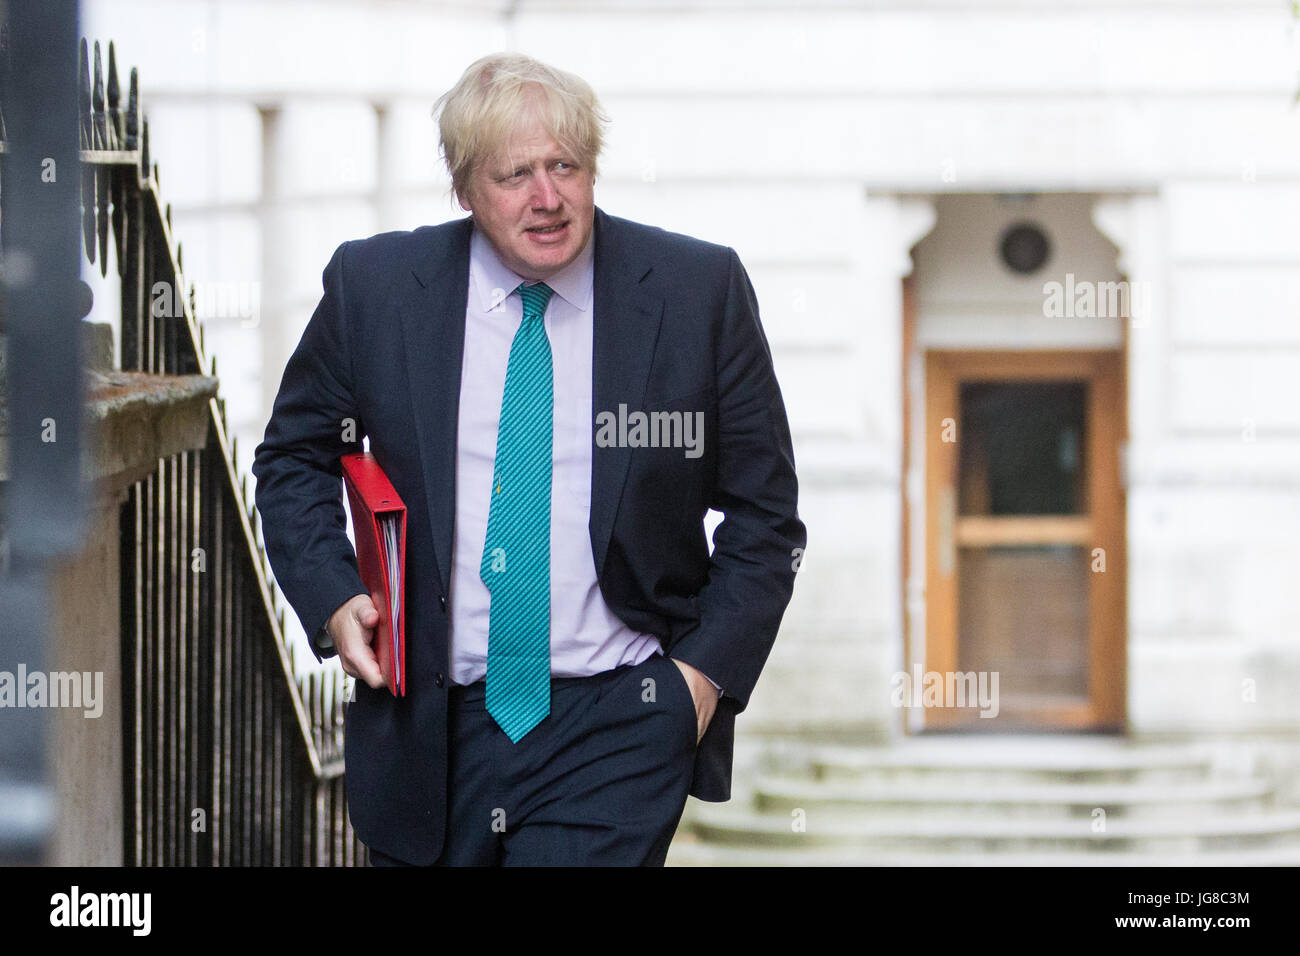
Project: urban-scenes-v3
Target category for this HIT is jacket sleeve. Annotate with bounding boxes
[252,240,368,663]
[668,246,806,710]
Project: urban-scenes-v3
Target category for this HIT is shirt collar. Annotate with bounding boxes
[469,218,594,315]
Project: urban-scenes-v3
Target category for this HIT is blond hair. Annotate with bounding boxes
[433,52,609,206]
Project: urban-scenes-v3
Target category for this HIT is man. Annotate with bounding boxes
[252,52,804,866]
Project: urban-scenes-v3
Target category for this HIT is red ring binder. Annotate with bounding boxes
[341,452,407,697]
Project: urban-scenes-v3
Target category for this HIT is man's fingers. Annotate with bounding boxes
[334,595,386,689]
[355,602,379,628]
[351,646,387,690]
[339,637,386,689]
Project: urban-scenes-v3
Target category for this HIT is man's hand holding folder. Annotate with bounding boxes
[337,451,408,696]
[327,595,387,691]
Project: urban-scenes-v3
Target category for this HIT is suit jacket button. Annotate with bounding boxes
[435,673,445,688]
[439,595,447,613]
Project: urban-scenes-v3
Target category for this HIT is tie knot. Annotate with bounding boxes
[516,281,555,319]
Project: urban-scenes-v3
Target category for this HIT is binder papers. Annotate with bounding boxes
[379,512,401,690]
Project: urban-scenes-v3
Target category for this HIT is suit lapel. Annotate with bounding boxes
[588,205,664,575]
[399,216,473,599]
[397,206,663,603]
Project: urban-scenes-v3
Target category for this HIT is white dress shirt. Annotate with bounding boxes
[446,221,671,687]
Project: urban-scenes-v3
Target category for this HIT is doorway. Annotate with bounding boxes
[921,349,1126,730]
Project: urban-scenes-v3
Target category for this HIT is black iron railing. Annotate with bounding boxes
[1,35,364,866]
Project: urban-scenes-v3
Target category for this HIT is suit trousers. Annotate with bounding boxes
[365,651,698,866]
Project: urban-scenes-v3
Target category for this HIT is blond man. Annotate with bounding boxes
[253,52,804,866]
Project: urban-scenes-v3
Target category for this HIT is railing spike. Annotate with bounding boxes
[165,202,171,231]
[112,199,126,276]
[78,40,95,264]
[78,39,91,150]
[141,115,150,175]
[107,41,120,111]
[92,41,105,145]
[99,196,109,278]
[82,187,96,264]
[81,184,96,265]
[97,172,110,277]
[177,241,183,274]
[110,121,126,267]
[91,40,111,163]
[126,68,139,150]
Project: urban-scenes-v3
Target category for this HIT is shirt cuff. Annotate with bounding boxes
[315,624,335,650]
[667,652,723,698]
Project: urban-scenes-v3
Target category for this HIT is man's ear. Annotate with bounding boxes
[457,173,475,212]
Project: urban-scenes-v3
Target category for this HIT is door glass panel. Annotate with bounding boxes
[958,544,1090,699]
[958,382,1087,515]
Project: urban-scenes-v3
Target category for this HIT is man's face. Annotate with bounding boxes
[458,115,595,281]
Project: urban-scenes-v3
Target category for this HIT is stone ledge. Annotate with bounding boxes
[0,368,219,500]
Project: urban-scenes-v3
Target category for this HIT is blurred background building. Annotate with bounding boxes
[41,0,1300,862]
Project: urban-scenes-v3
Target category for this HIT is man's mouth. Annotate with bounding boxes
[526,222,567,234]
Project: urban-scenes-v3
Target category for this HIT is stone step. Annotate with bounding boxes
[781,739,1223,786]
[665,838,1300,867]
[749,775,1275,819]
[685,805,1300,854]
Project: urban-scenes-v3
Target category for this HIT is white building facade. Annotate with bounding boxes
[81,0,1300,811]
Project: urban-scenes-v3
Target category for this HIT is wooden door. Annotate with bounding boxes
[922,350,1126,730]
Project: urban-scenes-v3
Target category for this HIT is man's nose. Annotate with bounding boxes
[531,170,561,210]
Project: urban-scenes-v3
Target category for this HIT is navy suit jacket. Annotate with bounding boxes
[252,205,805,863]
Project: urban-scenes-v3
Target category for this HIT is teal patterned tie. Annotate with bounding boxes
[480,281,555,742]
